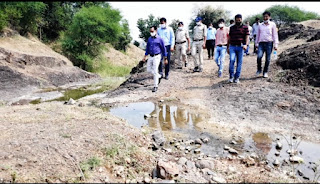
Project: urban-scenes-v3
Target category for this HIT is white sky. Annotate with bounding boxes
[109,1,320,42]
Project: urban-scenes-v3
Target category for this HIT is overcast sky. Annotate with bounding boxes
[109,1,320,42]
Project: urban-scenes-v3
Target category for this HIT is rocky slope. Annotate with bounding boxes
[0,29,99,102]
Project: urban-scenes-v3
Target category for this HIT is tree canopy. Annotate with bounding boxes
[137,14,160,42]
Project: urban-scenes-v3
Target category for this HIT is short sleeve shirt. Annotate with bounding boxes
[175,29,189,43]
[229,24,250,45]
[193,23,207,40]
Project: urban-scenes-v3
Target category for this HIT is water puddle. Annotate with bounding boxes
[109,101,320,181]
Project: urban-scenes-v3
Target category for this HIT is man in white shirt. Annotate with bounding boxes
[244,21,253,55]
[252,17,261,55]
[255,11,279,78]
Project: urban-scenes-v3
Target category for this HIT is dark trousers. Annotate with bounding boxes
[257,42,273,73]
[159,45,171,77]
[253,35,257,54]
[206,40,215,58]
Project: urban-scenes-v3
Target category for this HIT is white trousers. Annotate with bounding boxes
[191,41,204,69]
[176,42,187,66]
[147,54,162,87]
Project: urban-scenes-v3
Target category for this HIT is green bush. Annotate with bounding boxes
[61,5,122,70]
[133,40,140,47]
[137,14,160,42]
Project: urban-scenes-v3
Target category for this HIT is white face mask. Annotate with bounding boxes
[178,27,183,30]
[218,23,224,28]
[160,24,166,28]
[196,22,201,26]
[150,32,156,37]
[264,20,269,24]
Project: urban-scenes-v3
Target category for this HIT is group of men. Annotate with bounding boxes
[143,11,279,92]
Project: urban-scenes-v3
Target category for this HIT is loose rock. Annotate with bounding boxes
[66,98,76,105]
[156,160,179,180]
[228,148,238,155]
[289,156,304,163]
[273,159,280,166]
[177,157,188,166]
[144,114,151,118]
[212,176,226,183]
[223,145,230,150]
[276,141,283,150]
[195,138,203,145]
[194,148,201,154]
[195,160,215,170]
[152,131,166,146]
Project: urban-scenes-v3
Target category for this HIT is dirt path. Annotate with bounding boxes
[85,43,320,144]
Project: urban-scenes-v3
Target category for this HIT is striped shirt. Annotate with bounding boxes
[229,24,250,46]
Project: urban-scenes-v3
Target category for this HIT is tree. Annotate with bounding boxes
[114,19,132,51]
[169,19,181,33]
[189,5,230,30]
[61,5,122,70]
[0,2,47,35]
[266,5,319,27]
[137,14,160,42]
[243,13,263,26]
[133,40,140,47]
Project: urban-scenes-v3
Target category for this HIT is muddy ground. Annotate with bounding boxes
[1,21,320,183]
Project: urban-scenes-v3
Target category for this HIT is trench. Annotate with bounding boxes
[108,101,320,181]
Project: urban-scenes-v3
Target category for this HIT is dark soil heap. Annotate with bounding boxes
[276,42,320,87]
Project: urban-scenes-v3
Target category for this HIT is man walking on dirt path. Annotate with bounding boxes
[227,14,250,83]
[157,17,175,80]
[174,21,191,69]
[206,22,216,60]
[244,21,253,56]
[214,19,229,78]
[191,17,207,72]
[143,26,168,92]
[255,11,279,78]
[252,17,261,55]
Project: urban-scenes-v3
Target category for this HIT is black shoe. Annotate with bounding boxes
[199,68,203,72]
[193,67,199,72]
[165,76,169,80]
[152,87,158,92]
[158,76,162,84]
[185,62,188,67]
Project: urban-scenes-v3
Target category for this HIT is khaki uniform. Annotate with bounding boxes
[175,28,189,67]
[192,23,207,69]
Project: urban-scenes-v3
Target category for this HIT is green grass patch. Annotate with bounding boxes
[80,156,102,177]
[29,99,41,104]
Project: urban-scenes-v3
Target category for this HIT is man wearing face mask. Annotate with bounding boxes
[191,17,207,72]
[206,22,216,60]
[143,26,168,92]
[157,17,175,80]
[174,21,191,69]
[214,19,229,78]
[227,14,250,84]
[255,11,279,78]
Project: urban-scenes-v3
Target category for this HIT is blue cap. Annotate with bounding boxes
[195,17,202,22]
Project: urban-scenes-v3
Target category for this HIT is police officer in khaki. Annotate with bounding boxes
[174,21,191,69]
[191,17,207,72]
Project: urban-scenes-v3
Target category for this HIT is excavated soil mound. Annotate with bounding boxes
[276,41,320,87]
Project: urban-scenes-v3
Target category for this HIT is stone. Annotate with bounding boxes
[152,143,159,151]
[179,146,185,151]
[174,143,180,148]
[230,140,237,145]
[265,165,272,172]
[152,131,166,146]
[157,160,179,180]
[78,102,85,107]
[223,145,230,150]
[276,141,283,150]
[212,176,226,183]
[275,151,280,156]
[273,159,280,166]
[185,140,195,145]
[195,160,215,170]
[201,137,210,143]
[157,180,175,183]
[144,177,151,183]
[250,152,258,159]
[185,146,191,151]
[115,166,125,176]
[177,157,188,165]
[125,158,131,164]
[151,114,158,118]
[186,160,196,170]
[289,156,304,163]
[159,100,165,102]
[98,167,103,173]
[66,98,76,105]
[194,148,201,154]
[195,138,203,145]
[144,114,151,118]
[228,148,238,155]
[242,157,255,167]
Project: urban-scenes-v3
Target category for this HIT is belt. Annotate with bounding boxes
[193,39,203,42]
[217,44,227,47]
[150,53,161,57]
[176,41,186,44]
[230,44,242,47]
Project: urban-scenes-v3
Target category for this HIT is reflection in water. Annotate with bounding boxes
[148,103,202,131]
[252,132,272,154]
